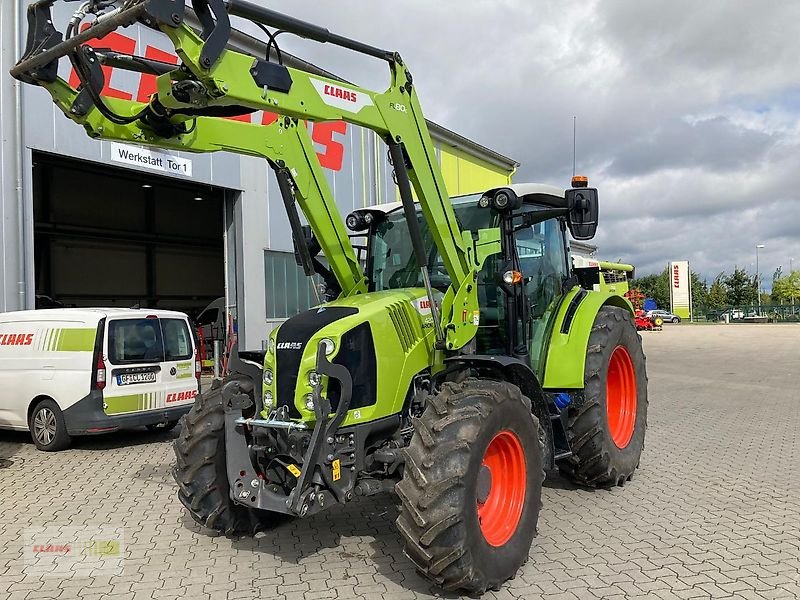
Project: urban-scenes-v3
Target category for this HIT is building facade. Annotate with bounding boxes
[0,3,518,351]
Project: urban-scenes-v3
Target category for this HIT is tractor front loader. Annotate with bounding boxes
[13,1,648,593]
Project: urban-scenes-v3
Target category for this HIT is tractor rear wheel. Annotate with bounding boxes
[558,306,647,487]
[396,378,544,594]
[172,377,268,536]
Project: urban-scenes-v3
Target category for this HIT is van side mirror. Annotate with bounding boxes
[565,188,598,240]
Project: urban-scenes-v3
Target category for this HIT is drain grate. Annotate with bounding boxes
[0,458,13,469]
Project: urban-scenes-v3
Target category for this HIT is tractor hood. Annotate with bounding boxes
[263,288,437,426]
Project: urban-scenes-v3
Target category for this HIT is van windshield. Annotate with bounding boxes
[108,318,193,364]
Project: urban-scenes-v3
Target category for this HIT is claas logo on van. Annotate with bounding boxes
[166,390,198,404]
[0,333,34,346]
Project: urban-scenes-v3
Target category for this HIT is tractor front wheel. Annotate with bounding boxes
[558,306,648,487]
[396,378,544,594]
[172,377,270,536]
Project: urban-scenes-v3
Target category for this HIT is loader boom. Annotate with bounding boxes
[12,0,482,350]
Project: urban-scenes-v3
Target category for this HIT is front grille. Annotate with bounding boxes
[275,306,358,418]
[603,271,629,284]
[328,323,377,411]
[387,301,419,353]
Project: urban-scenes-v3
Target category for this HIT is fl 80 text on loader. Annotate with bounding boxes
[13,0,647,593]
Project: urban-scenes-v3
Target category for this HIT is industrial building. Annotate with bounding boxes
[0,3,518,351]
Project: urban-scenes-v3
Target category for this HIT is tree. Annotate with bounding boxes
[690,272,709,309]
[772,271,800,305]
[707,273,728,309]
[630,268,669,309]
[631,267,708,311]
[723,267,756,305]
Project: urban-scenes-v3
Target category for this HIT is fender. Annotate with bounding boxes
[443,354,555,468]
[542,287,633,389]
[225,343,265,408]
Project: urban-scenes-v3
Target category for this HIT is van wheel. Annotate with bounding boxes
[147,420,179,432]
[29,399,71,451]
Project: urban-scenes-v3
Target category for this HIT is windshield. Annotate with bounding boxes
[369,195,493,291]
[368,196,568,293]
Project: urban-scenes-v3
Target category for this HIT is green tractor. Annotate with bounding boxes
[13,0,647,593]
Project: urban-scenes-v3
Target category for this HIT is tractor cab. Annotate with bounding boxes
[348,182,593,376]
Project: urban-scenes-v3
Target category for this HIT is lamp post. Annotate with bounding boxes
[756,244,765,315]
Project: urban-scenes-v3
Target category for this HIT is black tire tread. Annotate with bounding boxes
[396,378,544,594]
[558,306,648,487]
[172,378,263,536]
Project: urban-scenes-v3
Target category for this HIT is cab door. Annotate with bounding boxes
[515,218,570,376]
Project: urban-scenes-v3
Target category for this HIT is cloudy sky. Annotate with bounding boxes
[245,1,799,286]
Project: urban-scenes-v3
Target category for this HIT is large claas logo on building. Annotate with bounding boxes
[68,28,348,172]
[673,264,680,288]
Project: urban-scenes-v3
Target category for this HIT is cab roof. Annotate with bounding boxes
[364,183,566,216]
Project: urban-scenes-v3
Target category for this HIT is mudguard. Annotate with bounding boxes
[542,287,633,389]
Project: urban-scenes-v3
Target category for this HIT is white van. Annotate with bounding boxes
[0,308,200,451]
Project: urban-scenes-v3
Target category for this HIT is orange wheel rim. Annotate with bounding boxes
[606,345,637,448]
[477,430,526,547]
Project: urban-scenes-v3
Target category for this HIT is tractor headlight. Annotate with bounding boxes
[263,368,273,386]
[304,393,315,411]
[263,391,274,409]
[308,371,321,386]
[478,195,491,208]
[268,337,276,354]
[320,338,335,356]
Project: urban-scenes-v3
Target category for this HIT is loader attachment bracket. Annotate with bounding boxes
[191,0,231,69]
[225,341,356,516]
[140,0,185,30]
[70,46,106,117]
[18,1,62,85]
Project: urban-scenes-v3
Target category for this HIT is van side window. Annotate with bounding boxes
[162,319,193,361]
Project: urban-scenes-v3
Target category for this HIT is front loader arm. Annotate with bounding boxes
[38,77,368,299]
[13,0,482,350]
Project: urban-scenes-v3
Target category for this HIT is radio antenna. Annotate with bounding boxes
[572,116,577,177]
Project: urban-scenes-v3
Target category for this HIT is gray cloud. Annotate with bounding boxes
[252,1,800,283]
[608,117,775,176]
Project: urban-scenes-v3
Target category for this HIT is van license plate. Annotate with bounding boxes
[117,372,157,386]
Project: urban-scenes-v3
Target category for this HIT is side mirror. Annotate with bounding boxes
[565,188,598,240]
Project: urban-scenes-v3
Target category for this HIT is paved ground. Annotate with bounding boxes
[1,324,799,600]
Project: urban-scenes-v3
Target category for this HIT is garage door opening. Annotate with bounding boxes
[32,152,229,322]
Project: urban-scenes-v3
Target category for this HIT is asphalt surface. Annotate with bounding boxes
[1,324,799,599]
